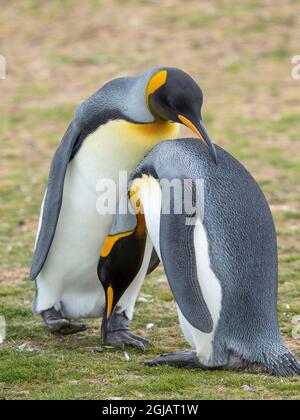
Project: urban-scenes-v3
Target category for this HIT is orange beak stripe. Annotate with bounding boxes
[178,114,206,144]
[106,286,114,319]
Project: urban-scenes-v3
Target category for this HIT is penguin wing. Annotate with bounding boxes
[160,202,214,334]
[30,121,81,280]
[129,171,214,334]
[30,69,164,281]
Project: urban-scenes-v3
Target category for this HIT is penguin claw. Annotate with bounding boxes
[145,351,208,369]
[128,332,153,347]
[102,310,152,351]
[104,330,152,352]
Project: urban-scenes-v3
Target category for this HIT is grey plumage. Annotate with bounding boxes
[30,122,80,280]
[30,67,165,280]
[130,139,300,377]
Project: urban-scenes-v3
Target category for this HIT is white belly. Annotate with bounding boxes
[34,120,180,318]
[135,176,222,366]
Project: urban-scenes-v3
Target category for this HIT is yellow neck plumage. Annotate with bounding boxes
[123,119,180,146]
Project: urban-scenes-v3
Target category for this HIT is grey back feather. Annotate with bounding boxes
[30,67,164,279]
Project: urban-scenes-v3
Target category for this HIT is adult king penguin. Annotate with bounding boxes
[98,139,300,376]
[30,67,217,349]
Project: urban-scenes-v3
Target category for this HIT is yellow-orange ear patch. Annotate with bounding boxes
[101,232,134,258]
[146,70,168,107]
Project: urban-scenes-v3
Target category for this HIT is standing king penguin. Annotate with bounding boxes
[30,67,217,349]
[98,139,300,376]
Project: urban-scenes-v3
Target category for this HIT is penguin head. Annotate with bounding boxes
[147,68,218,164]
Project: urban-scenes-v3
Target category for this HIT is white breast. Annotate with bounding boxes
[178,220,222,366]
[34,120,180,319]
[135,176,222,366]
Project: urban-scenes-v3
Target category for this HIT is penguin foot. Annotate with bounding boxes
[41,307,87,336]
[103,310,153,351]
[105,330,153,351]
[145,351,210,369]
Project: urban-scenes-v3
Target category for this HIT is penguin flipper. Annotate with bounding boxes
[131,174,214,334]
[162,218,215,334]
[160,190,214,334]
[30,121,81,280]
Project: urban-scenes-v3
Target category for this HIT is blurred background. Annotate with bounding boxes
[0,0,299,400]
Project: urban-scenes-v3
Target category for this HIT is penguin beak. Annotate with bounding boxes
[178,115,218,164]
[102,286,115,341]
[106,285,115,321]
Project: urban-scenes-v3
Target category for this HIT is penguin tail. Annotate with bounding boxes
[227,338,300,377]
[262,346,300,377]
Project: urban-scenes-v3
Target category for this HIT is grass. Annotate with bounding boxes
[0,0,300,400]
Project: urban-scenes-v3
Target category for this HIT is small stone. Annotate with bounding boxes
[21,225,29,233]
[138,297,148,303]
[134,392,145,398]
[19,390,30,396]
[17,343,39,353]
[18,209,26,217]
[241,385,255,392]
[86,346,103,353]
[17,343,27,351]
[157,277,168,284]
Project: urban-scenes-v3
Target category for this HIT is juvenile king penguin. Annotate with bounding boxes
[99,139,300,376]
[30,67,217,348]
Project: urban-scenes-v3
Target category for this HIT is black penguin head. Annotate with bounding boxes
[147,68,218,164]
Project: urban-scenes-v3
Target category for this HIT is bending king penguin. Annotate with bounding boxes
[30,67,217,349]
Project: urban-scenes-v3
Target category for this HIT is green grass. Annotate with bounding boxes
[0,0,300,400]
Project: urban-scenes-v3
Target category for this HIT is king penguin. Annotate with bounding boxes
[98,139,300,377]
[30,67,217,349]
